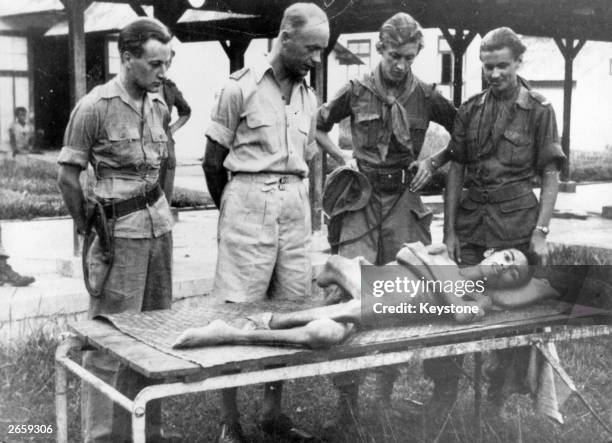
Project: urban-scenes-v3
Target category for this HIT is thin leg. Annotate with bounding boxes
[174,317,354,350]
[270,299,362,329]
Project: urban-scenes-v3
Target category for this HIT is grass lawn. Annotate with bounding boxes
[0,157,212,220]
[0,248,610,442]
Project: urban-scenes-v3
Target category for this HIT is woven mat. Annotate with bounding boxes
[96,300,588,371]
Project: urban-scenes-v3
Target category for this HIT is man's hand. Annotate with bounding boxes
[530,230,549,266]
[444,230,462,263]
[408,158,434,193]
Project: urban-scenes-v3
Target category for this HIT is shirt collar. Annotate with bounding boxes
[476,84,531,109]
[252,56,309,89]
[252,57,274,83]
[100,75,165,114]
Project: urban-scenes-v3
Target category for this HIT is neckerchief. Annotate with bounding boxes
[359,64,417,161]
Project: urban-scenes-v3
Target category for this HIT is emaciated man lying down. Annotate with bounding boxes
[173,242,558,350]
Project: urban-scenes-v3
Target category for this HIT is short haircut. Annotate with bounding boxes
[480,27,526,59]
[14,107,27,116]
[118,17,172,59]
[279,2,328,36]
[377,13,424,52]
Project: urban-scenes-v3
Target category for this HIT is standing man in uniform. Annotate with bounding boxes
[203,3,330,442]
[58,18,177,442]
[316,12,456,436]
[444,27,565,411]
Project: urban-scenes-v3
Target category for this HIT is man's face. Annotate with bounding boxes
[480,47,521,95]
[379,42,420,84]
[16,111,27,124]
[480,248,530,288]
[281,19,330,79]
[125,38,172,93]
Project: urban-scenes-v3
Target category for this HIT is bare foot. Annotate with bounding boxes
[172,319,243,348]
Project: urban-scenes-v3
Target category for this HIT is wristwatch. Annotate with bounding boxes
[534,225,549,235]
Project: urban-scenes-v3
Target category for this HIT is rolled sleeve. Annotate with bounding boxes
[58,96,98,169]
[535,105,565,172]
[448,107,469,164]
[205,81,242,150]
[316,82,352,132]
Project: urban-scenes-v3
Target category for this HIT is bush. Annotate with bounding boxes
[0,158,213,219]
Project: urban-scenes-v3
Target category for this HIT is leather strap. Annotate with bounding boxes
[103,184,163,219]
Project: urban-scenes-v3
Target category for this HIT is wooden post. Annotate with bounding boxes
[64,0,87,257]
[554,37,586,183]
[219,38,251,73]
[441,28,477,107]
[308,34,338,231]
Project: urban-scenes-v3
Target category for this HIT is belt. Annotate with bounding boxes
[102,184,163,219]
[358,161,415,193]
[468,181,533,204]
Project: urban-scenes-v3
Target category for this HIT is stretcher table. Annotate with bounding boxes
[55,300,612,442]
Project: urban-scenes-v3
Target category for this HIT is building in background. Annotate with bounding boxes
[2,2,612,160]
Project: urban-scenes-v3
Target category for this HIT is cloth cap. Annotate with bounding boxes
[322,166,372,218]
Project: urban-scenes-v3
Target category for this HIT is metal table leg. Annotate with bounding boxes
[474,352,483,443]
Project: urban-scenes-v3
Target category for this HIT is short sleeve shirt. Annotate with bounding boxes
[448,85,565,189]
[317,70,455,168]
[206,57,318,177]
[58,76,173,239]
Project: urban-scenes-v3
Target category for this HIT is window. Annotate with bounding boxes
[438,36,453,84]
[0,36,28,71]
[441,53,453,84]
[346,39,370,78]
[106,37,120,77]
[0,35,29,150]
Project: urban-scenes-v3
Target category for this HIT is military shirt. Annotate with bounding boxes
[58,76,173,239]
[206,57,318,178]
[448,84,565,247]
[317,68,456,168]
[449,85,565,189]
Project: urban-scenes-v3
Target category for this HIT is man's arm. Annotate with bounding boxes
[203,137,229,209]
[316,130,347,165]
[530,164,559,265]
[169,83,192,136]
[57,164,87,232]
[444,161,465,262]
[530,100,564,266]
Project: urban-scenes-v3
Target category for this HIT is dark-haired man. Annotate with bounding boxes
[58,17,176,442]
[203,3,331,442]
[444,26,565,412]
[315,12,456,434]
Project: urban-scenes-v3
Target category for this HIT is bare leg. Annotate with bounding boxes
[270,299,362,329]
[173,317,355,350]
